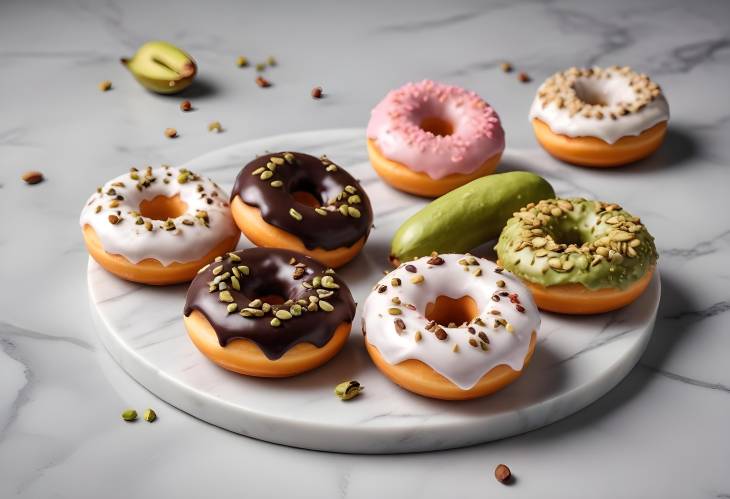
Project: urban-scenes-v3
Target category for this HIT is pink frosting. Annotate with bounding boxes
[367,80,505,180]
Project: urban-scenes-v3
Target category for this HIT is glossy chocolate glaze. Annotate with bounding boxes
[184,247,356,360]
[231,152,373,251]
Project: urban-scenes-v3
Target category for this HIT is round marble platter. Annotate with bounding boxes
[88,128,660,454]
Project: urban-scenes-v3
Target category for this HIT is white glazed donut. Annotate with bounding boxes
[80,166,240,285]
[362,253,540,400]
[529,66,669,144]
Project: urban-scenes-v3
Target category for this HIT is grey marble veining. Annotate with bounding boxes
[1,0,730,497]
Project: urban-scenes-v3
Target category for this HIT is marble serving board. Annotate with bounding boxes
[88,129,659,454]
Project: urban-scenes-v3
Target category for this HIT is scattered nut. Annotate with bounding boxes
[180,100,192,111]
[121,409,138,422]
[208,121,223,133]
[164,127,178,138]
[236,56,249,67]
[311,86,323,99]
[98,80,112,91]
[334,380,363,401]
[494,464,512,484]
[143,408,157,422]
[518,72,531,83]
[500,62,513,73]
[267,55,277,66]
[256,76,271,88]
[21,171,44,185]
[255,62,266,72]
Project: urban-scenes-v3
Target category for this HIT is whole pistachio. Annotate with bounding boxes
[121,409,138,422]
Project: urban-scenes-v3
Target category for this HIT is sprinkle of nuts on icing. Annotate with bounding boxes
[537,66,662,119]
[506,198,651,268]
[361,253,540,390]
[198,254,348,326]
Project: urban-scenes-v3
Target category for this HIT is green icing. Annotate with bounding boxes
[495,198,657,290]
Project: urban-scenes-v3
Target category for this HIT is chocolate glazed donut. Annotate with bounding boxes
[184,247,356,360]
[231,152,373,251]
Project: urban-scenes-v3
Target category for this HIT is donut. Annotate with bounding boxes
[362,253,539,400]
[367,80,505,197]
[495,198,657,314]
[184,248,356,377]
[230,152,373,269]
[529,66,669,167]
[80,166,240,285]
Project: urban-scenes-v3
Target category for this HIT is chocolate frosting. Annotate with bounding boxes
[231,152,373,251]
[184,247,356,360]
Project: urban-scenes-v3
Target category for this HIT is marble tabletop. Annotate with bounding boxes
[1,0,729,497]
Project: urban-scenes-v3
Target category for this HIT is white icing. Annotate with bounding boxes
[529,68,669,144]
[79,166,239,266]
[362,254,540,390]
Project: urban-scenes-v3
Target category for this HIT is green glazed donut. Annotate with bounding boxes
[495,198,657,291]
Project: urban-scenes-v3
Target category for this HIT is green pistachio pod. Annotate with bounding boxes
[390,171,555,264]
[121,40,196,94]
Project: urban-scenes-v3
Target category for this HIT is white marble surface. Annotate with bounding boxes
[88,131,660,453]
[1,0,729,496]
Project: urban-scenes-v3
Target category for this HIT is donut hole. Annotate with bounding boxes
[289,179,323,208]
[425,295,479,328]
[419,116,454,137]
[292,191,321,208]
[246,283,289,305]
[139,194,188,221]
[254,294,286,305]
[552,226,585,247]
[573,79,609,106]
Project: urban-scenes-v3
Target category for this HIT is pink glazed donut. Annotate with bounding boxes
[367,80,505,197]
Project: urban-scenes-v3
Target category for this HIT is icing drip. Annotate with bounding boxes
[362,254,539,390]
[529,66,670,144]
[80,166,238,266]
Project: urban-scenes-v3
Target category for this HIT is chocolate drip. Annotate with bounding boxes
[231,152,373,251]
[184,247,356,360]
